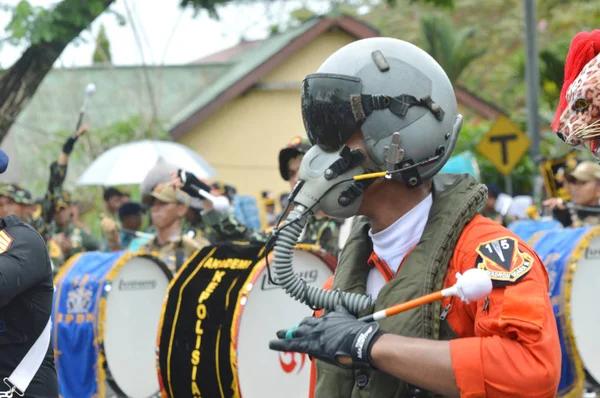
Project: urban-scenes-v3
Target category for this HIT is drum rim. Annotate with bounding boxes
[155,244,337,398]
[98,251,172,398]
[231,244,335,395]
[563,226,600,392]
[52,251,86,368]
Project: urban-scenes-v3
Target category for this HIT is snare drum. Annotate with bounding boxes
[528,226,600,398]
[53,251,172,398]
[157,243,336,398]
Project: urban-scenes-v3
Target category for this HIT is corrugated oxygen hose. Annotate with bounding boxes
[272,205,373,314]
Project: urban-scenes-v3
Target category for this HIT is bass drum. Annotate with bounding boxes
[53,251,172,398]
[157,243,336,398]
[527,226,600,398]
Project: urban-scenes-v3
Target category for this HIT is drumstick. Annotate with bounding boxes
[358,268,492,323]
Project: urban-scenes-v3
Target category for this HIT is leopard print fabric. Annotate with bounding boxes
[556,53,600,146]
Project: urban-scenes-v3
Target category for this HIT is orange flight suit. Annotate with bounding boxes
[309,215,561,397]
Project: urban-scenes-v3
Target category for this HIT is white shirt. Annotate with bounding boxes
[366,194,433,299]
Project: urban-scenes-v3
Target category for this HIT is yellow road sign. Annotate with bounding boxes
[476,116,531,176]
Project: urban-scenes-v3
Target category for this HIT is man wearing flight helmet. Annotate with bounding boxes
[279,136,342,258]
[269,38,560,397]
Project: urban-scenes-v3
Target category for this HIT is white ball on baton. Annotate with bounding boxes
[449,268,493,304]
[86,83,97,96]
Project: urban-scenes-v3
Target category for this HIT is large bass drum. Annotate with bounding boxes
[53,251,172,398]
[157,243,336,398]
[526,226,600,398]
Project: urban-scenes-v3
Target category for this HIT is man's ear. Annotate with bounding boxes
[176,204,189,218]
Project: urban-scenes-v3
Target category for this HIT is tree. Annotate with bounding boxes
[420,14,486,84]
[92,24,111,64]
[0,0,244,145]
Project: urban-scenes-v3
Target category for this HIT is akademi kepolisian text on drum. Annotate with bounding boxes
[190,256,254,397]
[191,270,225,395]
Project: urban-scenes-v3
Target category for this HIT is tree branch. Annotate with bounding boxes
[0,0,115,143]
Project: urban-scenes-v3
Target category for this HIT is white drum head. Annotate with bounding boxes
[571,233,600,384]
[236,249,334,398]
[103,255,171,397]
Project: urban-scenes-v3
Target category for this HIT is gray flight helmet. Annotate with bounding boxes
[305,37,462,186]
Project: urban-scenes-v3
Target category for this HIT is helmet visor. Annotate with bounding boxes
[301,73,362,152]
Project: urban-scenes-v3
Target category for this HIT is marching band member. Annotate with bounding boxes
[51,190,100,261]
[139,183,208,273]
[172,171,267,244]
[0,148,58,398]
[268,37,561,397]
[543,161,600,227]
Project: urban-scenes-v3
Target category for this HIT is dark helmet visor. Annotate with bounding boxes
[301,73,363,152]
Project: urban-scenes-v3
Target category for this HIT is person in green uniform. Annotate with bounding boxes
[140,183,209,273]
[174,174,267,245]
[278,135,342,257]
[0,184,65,269]
[52,190,100,263]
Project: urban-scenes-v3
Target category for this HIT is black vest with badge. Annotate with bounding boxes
[315,174,487,398]
[0,215,57,397]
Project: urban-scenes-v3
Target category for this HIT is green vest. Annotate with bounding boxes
[315,174,487,398]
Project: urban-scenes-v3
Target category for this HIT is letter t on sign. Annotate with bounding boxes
[490,134,518,164]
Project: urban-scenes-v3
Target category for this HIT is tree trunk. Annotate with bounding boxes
[0,0,115,144]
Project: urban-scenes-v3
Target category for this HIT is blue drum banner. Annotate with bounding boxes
[529,227,593,398]
[52,251,124,398]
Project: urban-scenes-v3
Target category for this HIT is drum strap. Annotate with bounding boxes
[0,287,54,398]
[1,319,51,398]
[175,248,185,272]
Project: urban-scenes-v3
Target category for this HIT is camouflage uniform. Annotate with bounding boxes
[0,182,66,269]
[32,162,67,240]
[185,208,267,245]
[141,234,209,274]
[52,190,100,264]
[303,215,342,258]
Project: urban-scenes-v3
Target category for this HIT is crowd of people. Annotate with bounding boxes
[0,121,351,280]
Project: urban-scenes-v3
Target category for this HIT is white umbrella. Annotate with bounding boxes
[77,140,216,186]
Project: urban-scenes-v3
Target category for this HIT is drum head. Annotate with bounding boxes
[571,233,600,385]
[103,255,171,398]
[236,249,334,398]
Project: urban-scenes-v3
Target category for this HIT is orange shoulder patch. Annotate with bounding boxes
[475,236,533,286]
[0,230,14,253]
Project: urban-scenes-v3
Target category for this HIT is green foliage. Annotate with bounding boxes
[456,120,536,194]
[420,14,486,83]
[389,0,454,7]
[179,0,235,18]
[291,7,316,23]
[5,0,117,46]
[364,0,599,168]
[92,24,111,64]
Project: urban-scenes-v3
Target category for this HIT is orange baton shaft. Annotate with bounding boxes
[358,291,444,323]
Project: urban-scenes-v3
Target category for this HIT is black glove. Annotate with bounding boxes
[177,169,212,199]
[62,135,79,155]
[269,305,385,369]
